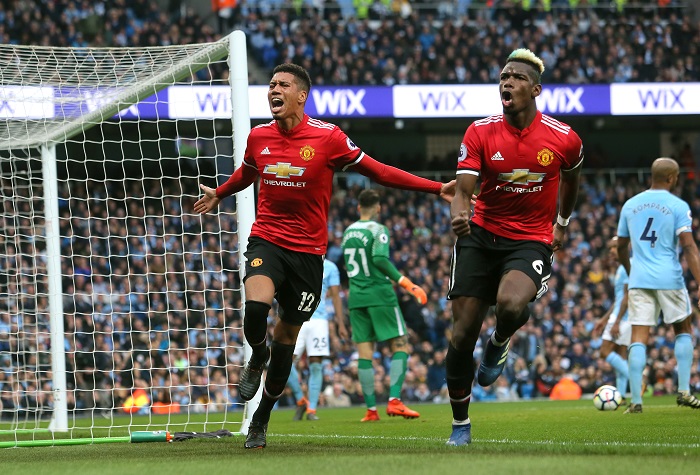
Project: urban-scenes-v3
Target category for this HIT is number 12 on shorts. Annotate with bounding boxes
[298,292,316,312]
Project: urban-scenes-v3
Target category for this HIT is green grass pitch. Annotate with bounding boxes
[2,396,699,475]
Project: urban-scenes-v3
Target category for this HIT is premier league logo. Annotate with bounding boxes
[458,143,467,162]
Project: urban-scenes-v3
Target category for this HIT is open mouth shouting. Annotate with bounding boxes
[270,96,284,114]
[501,90,513,109]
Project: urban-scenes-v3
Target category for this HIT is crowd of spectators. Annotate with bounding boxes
[2,0,700,420]
[3,162,700,419]
[241,3,700,86]
[0,0,218,49]
[1,166,248,417]
[2,1,699,87]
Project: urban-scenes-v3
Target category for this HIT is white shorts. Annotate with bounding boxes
[294,319,330,358]
[601,315,632,346]
[628,288,692,326]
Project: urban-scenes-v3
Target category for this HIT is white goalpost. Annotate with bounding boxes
[0,32,257,447]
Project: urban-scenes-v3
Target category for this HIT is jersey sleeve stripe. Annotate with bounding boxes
[541,115,571,134]
[562,155,584,171]
[307,117,336,130]
[456,169,479,176]
[541,114,570,129]
[473,115,503,126]
[341,151,365,171]
[677,226,693,235]
[243,159,257,169]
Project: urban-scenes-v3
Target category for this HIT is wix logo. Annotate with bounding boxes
[538,87,584,113]
[490,151,504,161]
[312,89,366,115]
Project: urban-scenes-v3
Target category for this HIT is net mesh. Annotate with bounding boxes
[0,38,247,446]
[0,40,229,150]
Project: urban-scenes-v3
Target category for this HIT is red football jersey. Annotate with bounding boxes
[457,111,583,244]
[243,115,363,254]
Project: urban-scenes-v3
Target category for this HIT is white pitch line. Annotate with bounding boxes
[271,433,700,449]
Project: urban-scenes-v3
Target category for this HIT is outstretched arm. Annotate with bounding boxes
[193,164,258,214]
[350,155,454,202]
[216,163,258,198]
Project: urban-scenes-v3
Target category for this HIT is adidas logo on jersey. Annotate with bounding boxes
[261,147,271,155]
[491,151,504,161]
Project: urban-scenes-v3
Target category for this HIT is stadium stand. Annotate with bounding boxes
[1,1,698,85]
[2,1,700,418]
[7,169,697,417]
[236,2,700,85]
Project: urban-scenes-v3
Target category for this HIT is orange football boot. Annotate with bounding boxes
[386,399,420,419]
[360,409,380,422]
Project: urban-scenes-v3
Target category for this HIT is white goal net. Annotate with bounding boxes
[0,32,255,448]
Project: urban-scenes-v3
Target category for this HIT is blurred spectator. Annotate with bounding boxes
[323,382,352,407]
[494,375,520,401]
[212,0,239,34]
[549,374,583,400]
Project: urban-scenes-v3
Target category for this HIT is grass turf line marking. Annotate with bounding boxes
[272,433,700,449]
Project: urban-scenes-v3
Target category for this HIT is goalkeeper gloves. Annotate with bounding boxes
[398,276,428,305]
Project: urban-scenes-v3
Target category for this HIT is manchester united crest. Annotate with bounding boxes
[300,145,315,161]
[537,148,555,167]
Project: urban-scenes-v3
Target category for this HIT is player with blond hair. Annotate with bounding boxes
[446,48,584,445]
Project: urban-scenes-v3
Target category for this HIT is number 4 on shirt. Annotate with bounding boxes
[640,217,658,248]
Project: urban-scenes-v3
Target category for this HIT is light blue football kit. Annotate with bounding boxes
[617,189,694,405]
[618,189,692,290]
[604,264,630,394]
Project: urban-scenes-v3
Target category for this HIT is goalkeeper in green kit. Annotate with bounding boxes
[342,189,427,422]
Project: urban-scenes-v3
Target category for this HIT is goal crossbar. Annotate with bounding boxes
[1,38,230,150]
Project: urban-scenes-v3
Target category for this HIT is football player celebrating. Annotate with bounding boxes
[195,63,454,449]
[446,48,583,446]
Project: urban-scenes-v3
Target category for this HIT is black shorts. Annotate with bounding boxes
[244,237,324,326]
[447,224,552,304]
